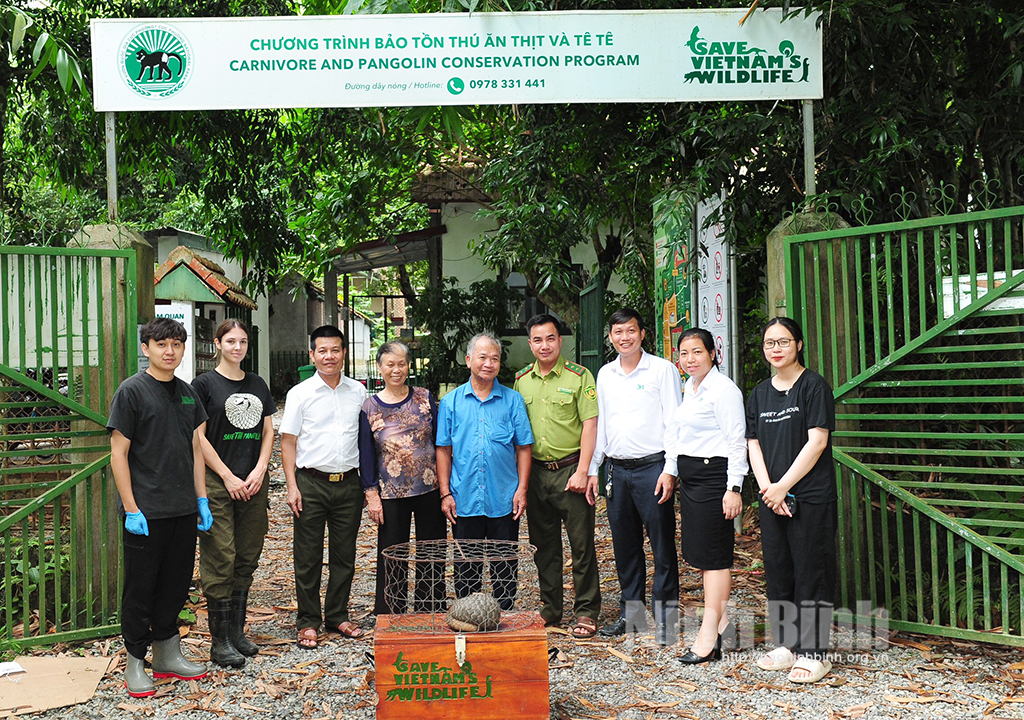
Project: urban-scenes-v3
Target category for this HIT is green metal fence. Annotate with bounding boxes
[269,349,309,398]
[786,204,1024,645]
[577,280,605,377]
[1,246,137,647]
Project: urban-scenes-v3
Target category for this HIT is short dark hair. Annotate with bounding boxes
[310,325,346,350]
[376,341,410,365]
[526,313,563,337]
[607,308,644,332]
[678,327,718,366]
[141,317,187,344]
[762,316,806,367]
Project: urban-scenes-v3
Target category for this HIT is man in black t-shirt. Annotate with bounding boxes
[107,317,215,698]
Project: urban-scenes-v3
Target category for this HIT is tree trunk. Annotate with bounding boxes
[397,264,418,308]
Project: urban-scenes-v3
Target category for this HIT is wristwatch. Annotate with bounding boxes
[727,483,742,494]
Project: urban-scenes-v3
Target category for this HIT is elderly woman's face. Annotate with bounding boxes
[379,351,409,387]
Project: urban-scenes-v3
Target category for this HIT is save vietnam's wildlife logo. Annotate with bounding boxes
[119,25,193,98]
[682,26,811,85]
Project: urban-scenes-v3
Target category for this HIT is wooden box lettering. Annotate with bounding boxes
[374,612,549,720]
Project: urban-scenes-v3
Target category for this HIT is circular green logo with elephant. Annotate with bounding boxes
[119,25,193,98]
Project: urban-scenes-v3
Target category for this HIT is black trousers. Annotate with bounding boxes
[375,489,448,615]
[606,461,679,622]
[759,499,837,657]
[121,514,197,659]
[452,513,519,611]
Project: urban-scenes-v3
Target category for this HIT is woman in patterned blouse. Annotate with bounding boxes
[358,341,446,615]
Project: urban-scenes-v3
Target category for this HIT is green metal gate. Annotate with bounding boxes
[786,203,1024,645]
[1,246,137,647]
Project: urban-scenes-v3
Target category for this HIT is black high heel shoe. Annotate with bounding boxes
[678,634,722,664]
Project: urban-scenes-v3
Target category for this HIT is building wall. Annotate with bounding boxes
[267,273,310,355]
[440,203,499,287]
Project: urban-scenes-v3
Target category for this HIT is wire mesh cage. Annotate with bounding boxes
[380,539,539,634]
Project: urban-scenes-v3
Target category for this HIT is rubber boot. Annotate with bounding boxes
[124,653,155,697]
[151,635,209,680]
[209,600,245,668]
[229,589,259,657]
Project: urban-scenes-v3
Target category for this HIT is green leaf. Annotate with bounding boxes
[27,41,55,83]
[11,10,29,55]
[55,48,69,91]
[69,57,84,91]
[31,31,47,64]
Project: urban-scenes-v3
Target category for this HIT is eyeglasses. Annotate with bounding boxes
[763,338,794,349]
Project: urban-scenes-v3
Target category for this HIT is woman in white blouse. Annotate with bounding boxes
[666,328,749,664]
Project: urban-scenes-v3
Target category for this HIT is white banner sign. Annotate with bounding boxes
[91,9,822,111]
[695,195,732,379]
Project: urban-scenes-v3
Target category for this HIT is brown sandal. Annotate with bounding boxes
[297,627,318,649]
[570,617,597,639]
[330,621,364,639]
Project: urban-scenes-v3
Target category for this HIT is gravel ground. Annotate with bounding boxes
[25,410,1024,720]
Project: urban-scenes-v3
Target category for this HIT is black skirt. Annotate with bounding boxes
[677,454,734,571]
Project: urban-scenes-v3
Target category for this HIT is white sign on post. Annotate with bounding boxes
[695,195,732,379]
[91,9,822,111]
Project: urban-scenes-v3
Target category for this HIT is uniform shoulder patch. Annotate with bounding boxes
[515,364,534,381]
[563,360,585,377]
[583,385,597,400]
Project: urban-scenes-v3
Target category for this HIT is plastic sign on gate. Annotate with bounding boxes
[91,9,822,111]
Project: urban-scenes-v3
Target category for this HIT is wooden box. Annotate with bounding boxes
[374,611,549,720]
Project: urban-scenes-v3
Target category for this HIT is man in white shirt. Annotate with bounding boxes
[281,325,368,649]
[587,309,682,644]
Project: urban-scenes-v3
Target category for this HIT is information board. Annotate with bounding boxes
[653,190,693,364]
[92,9,822,111]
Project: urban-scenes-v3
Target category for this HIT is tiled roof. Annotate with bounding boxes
[154,246,258,310]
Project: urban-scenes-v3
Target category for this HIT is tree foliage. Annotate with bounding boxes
[407,278,522,395]
[463,0,1024,359]
[1,0,1021,370]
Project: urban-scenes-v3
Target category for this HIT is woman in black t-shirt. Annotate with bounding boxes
[193,320,276,669]
[746,317,836,684]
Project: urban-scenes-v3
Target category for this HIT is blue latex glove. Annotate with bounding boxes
[125,510,149,536]
[197,497,213,532]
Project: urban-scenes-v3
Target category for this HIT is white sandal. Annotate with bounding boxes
[788,657,832,683]
[756,646,796,671]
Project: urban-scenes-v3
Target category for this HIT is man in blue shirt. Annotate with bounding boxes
[437,332,533,609]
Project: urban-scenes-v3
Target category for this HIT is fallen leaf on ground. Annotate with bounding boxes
[635,698,681,709]
[605,647,634,664]
[884,695,941,704]
[886,637,932,651]
[166,702,199,715]
[829,701,872,718]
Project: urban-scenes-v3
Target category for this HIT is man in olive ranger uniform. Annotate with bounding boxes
[514,314,601,638]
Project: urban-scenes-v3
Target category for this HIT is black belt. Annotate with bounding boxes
[539,451,581,472]
[607,452,665,469]
[299,467,355,483]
